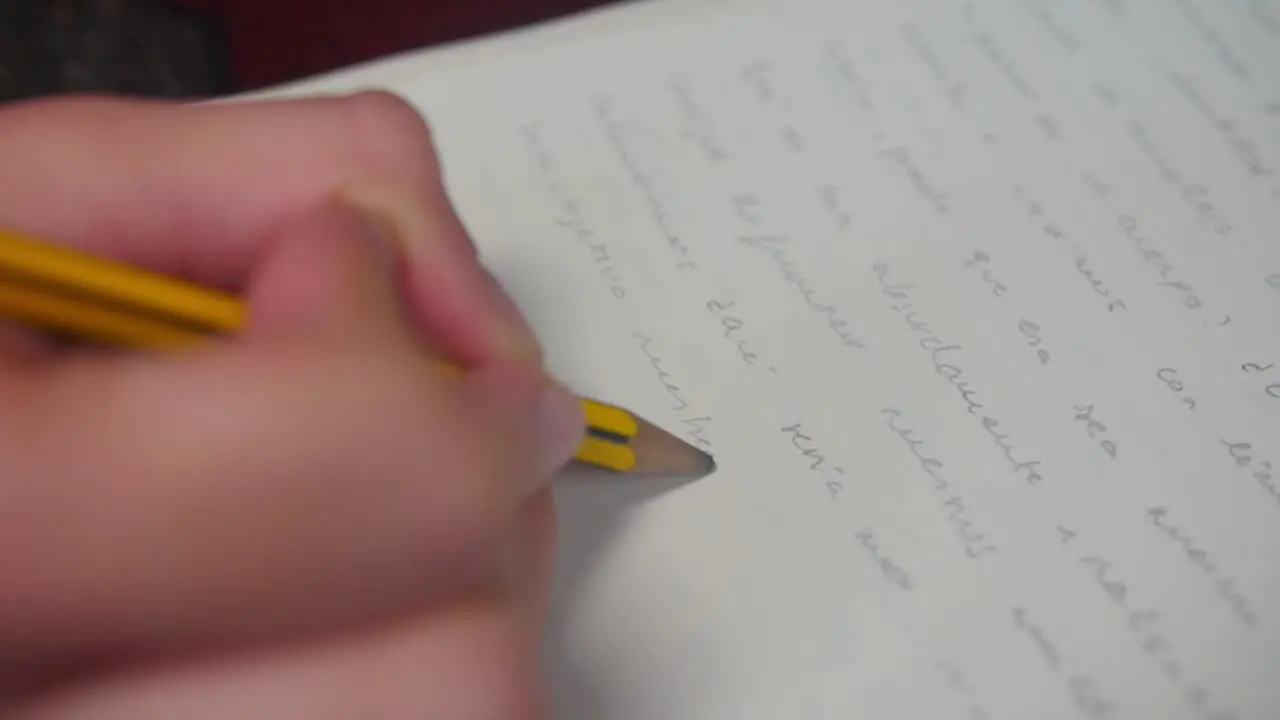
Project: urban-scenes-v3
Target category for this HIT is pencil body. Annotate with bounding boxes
[0,228,714,477]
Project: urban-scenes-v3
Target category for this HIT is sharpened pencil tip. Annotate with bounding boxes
[628,416,718,478]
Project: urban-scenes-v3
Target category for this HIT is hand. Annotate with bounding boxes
[0,92,583,718]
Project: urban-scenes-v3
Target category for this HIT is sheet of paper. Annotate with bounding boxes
[269,1,1280,717]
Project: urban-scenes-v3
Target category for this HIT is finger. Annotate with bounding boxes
[508,490,559,630]
[0,201,583,667]
[7,597,547,720]
[0,93,538,365]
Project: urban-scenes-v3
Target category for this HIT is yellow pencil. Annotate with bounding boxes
[0,227,715,477]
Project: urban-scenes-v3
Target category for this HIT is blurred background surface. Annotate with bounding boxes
[0,0,619,102]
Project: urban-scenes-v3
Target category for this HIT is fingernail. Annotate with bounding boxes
[480,266,542,362]
[535,381,584,476]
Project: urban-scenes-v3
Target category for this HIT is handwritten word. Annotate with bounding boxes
[1117,214,1229,325]
[1166,2,1252,87]
[875,262,1044,486]
[1162,66,1271,180]
[821,38,874,114]
[876,145,951,215]
[882,407,998,558]
[1021,0,1080,56]
[1220,439,1280,508]
[1240,362,1280,400]
[738,60,806,154]
[1073,404,1118,459]
[519,123,627,299]
[1127,122,1233,237]
[1018,319,1052,366]
[1059,532,1238,720]
[1081,171,1112,200]
[1012,185,1124,312]
[1073,255,1127,313]
[1012,608,1116,719]
[1034,113,1062,143]
[1156,368,1198,410]
[900,23,968,110]
[738,234,865,349]
[591,94,698,271]
[962,251,1008,297]
[681,416,713,451]
[739,59,778,104]
[1012,185,1066,242]
[969,31,1037,100]
[934,659,991,720]
[633,333,713,450]
[665,73,728,164]
[817,184,854,235]
[780,422,845,501]
[1250,0,1280,38]
[1092,80,1120,109]
[855,528,914,590]
[705,300,779,374]
[1146,507,1257,627]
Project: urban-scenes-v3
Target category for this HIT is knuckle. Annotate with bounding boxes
[340,90,441,179]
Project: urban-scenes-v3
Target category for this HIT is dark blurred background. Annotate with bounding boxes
[0,0,618,102]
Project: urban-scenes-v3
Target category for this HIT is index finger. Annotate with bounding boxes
[0,92,538,364]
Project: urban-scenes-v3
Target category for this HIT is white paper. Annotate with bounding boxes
[264,1,1280,717]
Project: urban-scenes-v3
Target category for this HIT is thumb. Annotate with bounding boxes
[239,197,414,350]
[0,200,585,668]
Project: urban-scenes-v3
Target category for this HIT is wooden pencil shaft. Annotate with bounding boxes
[0,228,695,474]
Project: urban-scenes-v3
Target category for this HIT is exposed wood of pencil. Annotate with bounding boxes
[625,416,716,477]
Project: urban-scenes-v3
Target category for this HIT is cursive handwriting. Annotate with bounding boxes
[1061,532,1238,720]
[739,233,865,349]
[900,22,968,109]
[882,407,999,558]
[969,31,1037,100]
[1156,367,1198,411]
[1167,2,1251,86]
[592,94,698,271]
[1161,66,1272,180]
[665,73,728,164]
[855,528,914,590]
[780,422,845,501]
[1117,214,1230,326]
[1013,608,1116,719]
[1240,361,1280,401]
[633,333,713,449]
[1021,0,1080,56]
[817,184,854,236]
[705,299,779,374]
[876,145,951,215]
[1073,404,1118,459]
[1250,0,1280,38]
[1019,319,1052,366]
[935,659,992,720]
[822,38,874,113]
[1146,507,1257,627]
[962,251,1009,297]
[875,262,1044,485]
[1220,439,1280,508]
[1012,185,1125,312]
[1073,255,1127,313]
[520,122,628,299]
[1126,121,1233,237]
[739,59,778,104]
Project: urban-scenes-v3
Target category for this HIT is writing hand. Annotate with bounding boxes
[0,92,583,719]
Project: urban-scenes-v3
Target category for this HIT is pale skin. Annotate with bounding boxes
[0,91,586,718]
